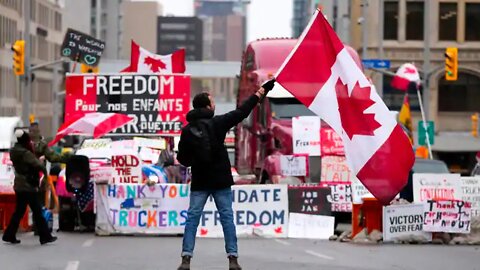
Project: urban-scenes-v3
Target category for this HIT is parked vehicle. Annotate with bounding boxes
[234,38,363,184]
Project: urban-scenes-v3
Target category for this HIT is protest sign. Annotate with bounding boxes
[65,74,190,135]
[320,156,353,185]
[95,184,190,234]
[198,185,288,238]
[288,213,334,239]
[320,126,344,156]
[288,185,331,215]
[327,184,352,212]
[461,177,480,217]
[413,173,462,203]
[0,152,14,193]
[351,179,373,204]
[292,116,321,156]
[61,28,105,66]
[111,154,143,184]
[423,200,471,233]
[383,204,432,242]
[280,155,308,176]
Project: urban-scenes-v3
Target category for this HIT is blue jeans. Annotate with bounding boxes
[181,187,238,257]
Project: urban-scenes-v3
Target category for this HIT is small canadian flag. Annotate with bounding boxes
[121,40,186,74]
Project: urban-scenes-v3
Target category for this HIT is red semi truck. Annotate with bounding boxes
[234,38,364,185]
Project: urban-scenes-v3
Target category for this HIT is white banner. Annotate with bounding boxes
[95,184,190,234]
[382,204,432,242]
[292,116,321,156]
[413,173,462,203]
[461,177,480,217]
[423,200,471,234]
[280,155,307,176]
[288,213,334,239]
[198,185,289,238]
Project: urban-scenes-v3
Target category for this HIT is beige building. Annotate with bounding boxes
[349,0,480,172]
[0,0,64,136]
[121,0,163,59]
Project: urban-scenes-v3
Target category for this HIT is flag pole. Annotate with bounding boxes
[416,83,433,159]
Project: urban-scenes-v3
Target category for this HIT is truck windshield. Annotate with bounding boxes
[270,98,316,119]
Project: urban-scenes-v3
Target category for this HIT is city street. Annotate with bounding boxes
[1,232,479,270]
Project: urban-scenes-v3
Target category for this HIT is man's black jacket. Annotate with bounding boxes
[177,94,259,191]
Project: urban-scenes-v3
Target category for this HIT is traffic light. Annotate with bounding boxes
[11,40,25,76]
[472,113,479,138]
[444,47,458,81]
[80,64,98,73]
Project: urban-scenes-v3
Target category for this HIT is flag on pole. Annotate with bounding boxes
[275,10,414,204]
[128,40,185,74]
[391,63,421,91]
[399,94,414,145]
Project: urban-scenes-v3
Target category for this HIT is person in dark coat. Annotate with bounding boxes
[2,130,57,245]
[176,79,275,270]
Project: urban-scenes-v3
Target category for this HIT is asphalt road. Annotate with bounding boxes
[1,232,479,270]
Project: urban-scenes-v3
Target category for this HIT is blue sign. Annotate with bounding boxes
[361,59,391,69]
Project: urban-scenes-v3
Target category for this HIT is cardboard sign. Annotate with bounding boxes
[95,184,190,234]
[321,126,344,156]
[111,155,143,184]
[80,138,112,150]
[423,200,471,234]
[288,213,334,239]
[327,184,352,212]
[288,185,331,215]
[280,155,308,176]
[351,179,373,204]
[198,185,289,238]
[133,137,166,149]
[65,74,190,135]
[383,204,432,242]
[292,116,321,156]
[320,156,353,185]
[61,28,105,66]
[461,177,480,217]
[413,173,462,202]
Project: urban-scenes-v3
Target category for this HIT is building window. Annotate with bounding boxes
[54,12,62,31]
[439,2,457,41]
[465,3,480,41]
[384,1,398,40]
[160,23,190,30]
[405,1,424,40]
[439,73,480,112]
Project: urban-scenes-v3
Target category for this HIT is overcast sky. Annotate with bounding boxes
[152,0,293,42]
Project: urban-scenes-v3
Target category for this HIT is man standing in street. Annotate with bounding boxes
[176,79,276,270]
[2,130,57,245]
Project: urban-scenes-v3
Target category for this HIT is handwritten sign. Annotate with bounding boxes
[61,28,105,66]
[320,126,344,155]
[80,138,112,150]
[288,185,331,215]
[321,156,353,185]
[199,185,288,238]
[423,200,471,233]
[413,173,462,203]
[288,213,334,239]
[383,204,432,242]
[95,184,190,234]
[292,116,321,156]
[461,177,480,217]
[327,184,352,212]
[351,179,373,204]
[65,74,190,135]
[280,155,307,176]
[111,155,142,184]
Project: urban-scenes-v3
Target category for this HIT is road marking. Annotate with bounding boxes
[65,261,79,270]
[82,238,95,247]
[274,239,291,246]
[305,250,334,260]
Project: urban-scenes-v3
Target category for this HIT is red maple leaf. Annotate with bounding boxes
[335,79,381,139]
[274,227,283,234]
[144,56,167,72]
[200,228,208,236]
[404,67,417,74]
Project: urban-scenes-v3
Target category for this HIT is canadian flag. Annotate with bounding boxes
[125,40,186,74]
[275,10,414,204]
[390,63,421,91]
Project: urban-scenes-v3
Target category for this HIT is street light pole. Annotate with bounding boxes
[422,0,430,121]
[22,0,31,126]
[361,0,369,59]
[377,0,384,97]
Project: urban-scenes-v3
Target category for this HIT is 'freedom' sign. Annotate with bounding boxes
[65,74,190,135]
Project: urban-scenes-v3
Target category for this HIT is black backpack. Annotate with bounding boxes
[182,119,216,166]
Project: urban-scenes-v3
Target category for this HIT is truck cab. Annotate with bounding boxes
[235,38,363,184]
